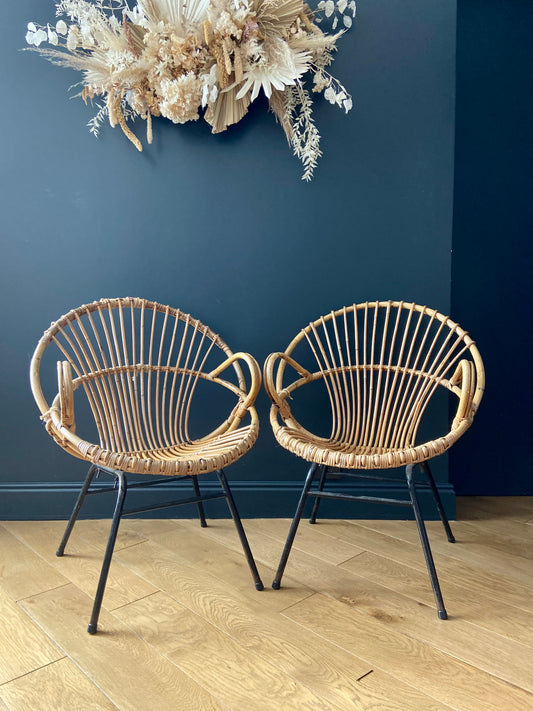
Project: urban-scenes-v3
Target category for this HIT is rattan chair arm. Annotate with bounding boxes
[449,358,476,430]
[46,395,97,458]
[30,350,49,418]
[57,360,76,433]
[209,352,262,418]
[263,352,312,420]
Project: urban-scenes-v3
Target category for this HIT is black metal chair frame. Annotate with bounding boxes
[272,460,454,619]
[58,464,263,634]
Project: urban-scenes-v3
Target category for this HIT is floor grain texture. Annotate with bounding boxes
[1,496,532,710]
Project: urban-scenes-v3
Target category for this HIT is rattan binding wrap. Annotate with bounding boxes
[264,301,485,470]
[30,297,261,476]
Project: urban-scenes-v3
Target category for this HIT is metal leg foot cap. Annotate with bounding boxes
[309,519,317,524]
[87,623,97,635]
[438,610,448,620]
[200,522,208,528]
[255,581,264,591]
[448,536,456,543]
[272,580,281,590]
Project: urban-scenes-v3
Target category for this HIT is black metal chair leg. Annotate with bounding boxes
[191,476,208,527]
[216,470,264,591]
[420,461,455,543]
[87,472,127,635]
[309,465,327,524]
[57,465,97,557]
[406,465,448,620]
[273,462,319,589]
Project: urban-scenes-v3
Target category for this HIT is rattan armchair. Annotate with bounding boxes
[264,301,484,619]
[30,297,264,633]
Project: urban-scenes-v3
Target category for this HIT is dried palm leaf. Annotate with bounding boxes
[257,0,305,36]
[123,19,147,57]
[205,86,251,133]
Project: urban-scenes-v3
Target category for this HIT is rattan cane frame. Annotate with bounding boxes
[264,301,484,470]
[30,297,261,476]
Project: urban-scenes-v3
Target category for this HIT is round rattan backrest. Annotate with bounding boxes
[276,301,484,451]
[30,297,249,453]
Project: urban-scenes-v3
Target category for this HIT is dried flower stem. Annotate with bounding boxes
[114,95,142,151]
[147,111,153,144]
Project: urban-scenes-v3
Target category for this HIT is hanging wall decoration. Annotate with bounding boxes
[25,0,355,180]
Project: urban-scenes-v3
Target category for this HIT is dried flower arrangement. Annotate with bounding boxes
[26,0,355,180]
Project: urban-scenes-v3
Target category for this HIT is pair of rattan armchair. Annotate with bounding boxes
[30,298,484,633]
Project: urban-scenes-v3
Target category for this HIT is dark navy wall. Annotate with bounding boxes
[0,1,457,518]
[451,0,533,495]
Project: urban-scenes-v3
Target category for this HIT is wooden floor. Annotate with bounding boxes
[1,498,533,710]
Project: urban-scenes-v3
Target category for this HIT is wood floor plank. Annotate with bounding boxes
[457,516,533,544]
[285,593,533,711]
[355,670,453,711]
[115,540,449,711]
[140,518,261,565]
[68,519,148,552]
[116,591,345,711]
[166,517,317,605]
[0,658,118,711]
[141,519,312,611]
[188,517,365,566]
[457,501,533,538]
[166,517,271,561]
[316,519,533,614]
[240,521,533,692]
[457,496,533,521]
[2,504,532,709]
[3,521,157,612]
[19,585,230,711]
[446,519,533,560]
[341,550,533,648]
[0,588,64,685]
[114,538,308,625]
[117,518,184,541]
[0,524,67,601]
[354,518,533,589]
[287,520,533,646]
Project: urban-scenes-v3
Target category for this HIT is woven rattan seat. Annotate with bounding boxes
[264,300,484,619]
[30,297,264,633]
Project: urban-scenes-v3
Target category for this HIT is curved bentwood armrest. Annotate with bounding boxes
[209,351,262,421]
[46,401,99,460]
[57,360,75,432]
[263,352,314,426]
[449,358,477,430]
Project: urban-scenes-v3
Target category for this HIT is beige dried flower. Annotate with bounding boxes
[26,0,354,179]
[159,74,204,122]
